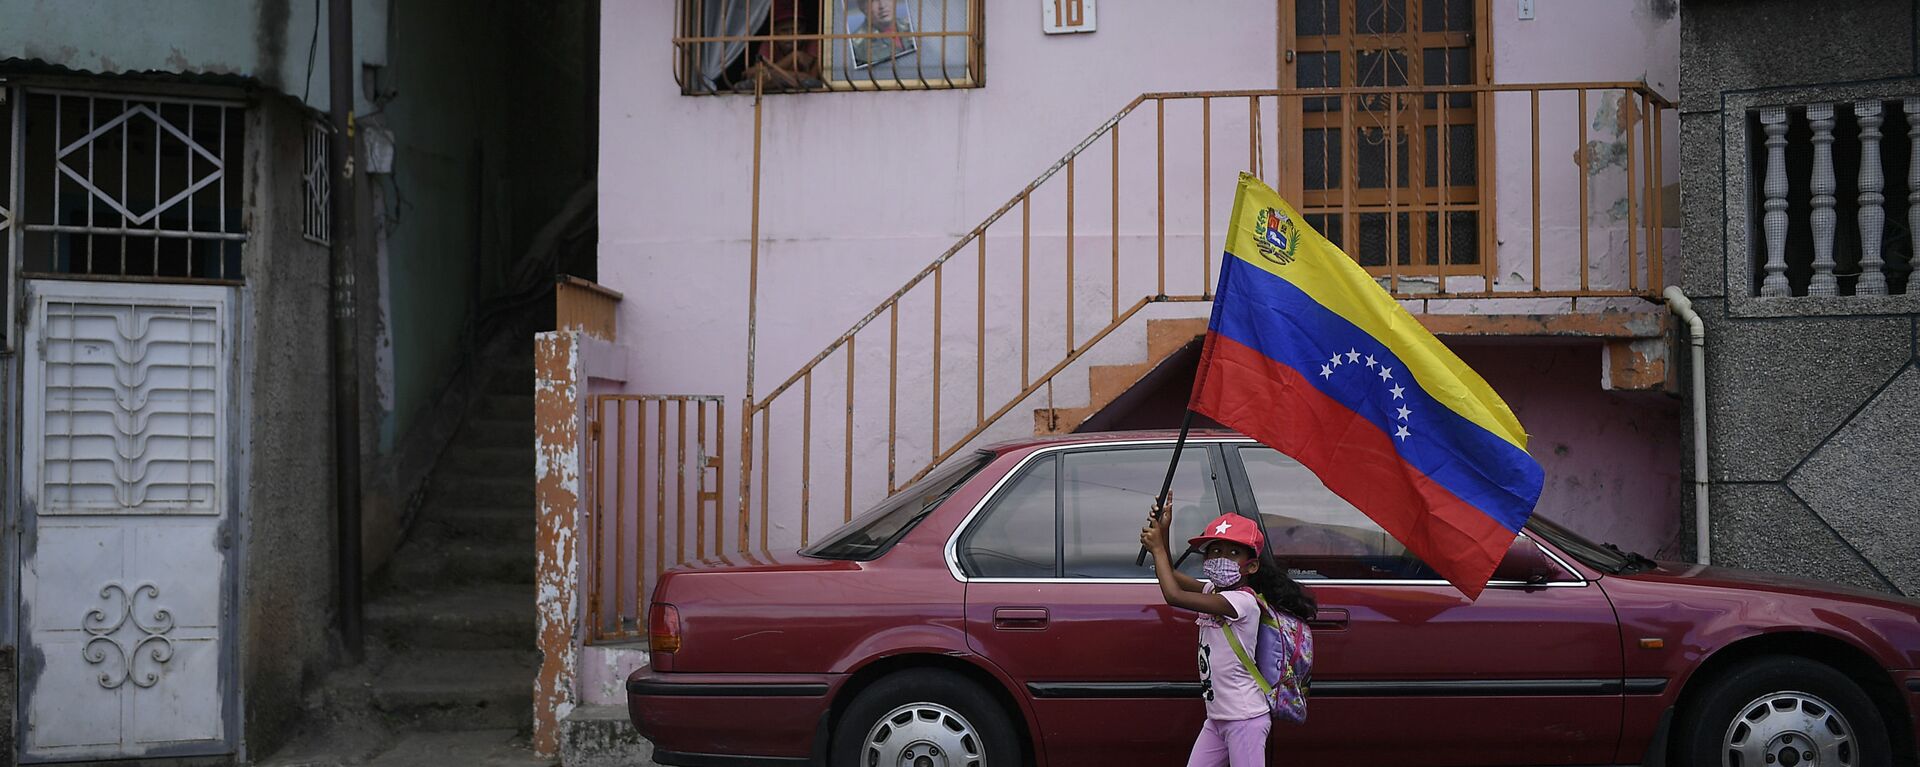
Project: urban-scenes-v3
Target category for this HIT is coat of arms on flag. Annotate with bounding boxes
[1253,207,1299,266]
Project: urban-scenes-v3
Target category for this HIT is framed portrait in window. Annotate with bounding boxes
[828,0,979,88]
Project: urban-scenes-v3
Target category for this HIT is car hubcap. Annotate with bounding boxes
[862,702,984,767]
[1723,691,1855,767]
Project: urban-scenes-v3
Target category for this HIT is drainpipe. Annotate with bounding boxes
[1664,287,1710,566]
[328,0,364,659]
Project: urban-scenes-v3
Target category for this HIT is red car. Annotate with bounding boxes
[627,431,1920,766]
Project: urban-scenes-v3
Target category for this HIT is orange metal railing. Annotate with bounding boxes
[735,83,1673,556]
[588,83,1673,636]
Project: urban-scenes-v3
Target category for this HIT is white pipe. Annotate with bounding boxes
[1664,287,1710,566]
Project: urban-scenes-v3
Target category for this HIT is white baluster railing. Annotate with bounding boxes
[1759,106,1791,297]
[1855,100,1888,295]
[1806,102,1838,296]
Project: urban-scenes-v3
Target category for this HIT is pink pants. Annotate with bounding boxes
[1185,715,1271,767]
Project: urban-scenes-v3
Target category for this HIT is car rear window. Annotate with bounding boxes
[801,451,994,561]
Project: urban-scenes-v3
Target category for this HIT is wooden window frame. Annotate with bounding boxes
[1278,0,1495,282]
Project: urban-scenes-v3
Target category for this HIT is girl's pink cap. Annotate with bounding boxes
[1186,513,1265,554]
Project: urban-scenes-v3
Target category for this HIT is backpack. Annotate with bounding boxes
[1218,590,1313,724]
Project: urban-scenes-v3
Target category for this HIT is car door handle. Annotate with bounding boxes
[1309,608,1350,631]
[993,607,1050,630]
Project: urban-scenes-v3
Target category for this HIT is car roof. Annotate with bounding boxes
[979,428,1246,454]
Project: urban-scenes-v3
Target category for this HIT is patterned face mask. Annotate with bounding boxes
[1202,557,1244,589]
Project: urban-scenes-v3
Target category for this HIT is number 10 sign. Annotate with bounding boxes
[1043,0,1095,34]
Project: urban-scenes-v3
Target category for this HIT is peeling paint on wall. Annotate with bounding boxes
[533,331,582,758]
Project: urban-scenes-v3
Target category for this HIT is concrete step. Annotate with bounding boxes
[491,366,536,397]
[387,538,535,586]
[479,392,536,421]
[1146,317,1208,360]
[430,474,537,511]
[442,445,536,477]
[560,705,657,767]
[465,417,534,450]
[367,730,554,767]
[413,504,536,545]
[367,650,539,732]
[367,583,536,652]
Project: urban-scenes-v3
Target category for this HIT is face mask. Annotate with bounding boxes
[1202,557,1243,588]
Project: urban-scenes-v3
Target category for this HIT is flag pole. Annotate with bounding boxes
[1136,408,1197,567]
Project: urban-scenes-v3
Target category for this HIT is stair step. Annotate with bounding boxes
[367,584,536,651]
[1033,406,1095,436]
[1087,362,1154,405]
[442,445,535,477]
[1146,318,1208,360]
[478,392,536,421]
[365,729,552,767]
[387,538,535,586]
[463,417,533,449]
[430,475,538,511]
[366,650,538,732]
[414,504,536,544]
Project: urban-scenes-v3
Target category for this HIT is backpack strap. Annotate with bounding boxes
[1217,594,1275,698]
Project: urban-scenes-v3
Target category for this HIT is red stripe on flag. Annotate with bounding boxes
[1191,331,1515,599]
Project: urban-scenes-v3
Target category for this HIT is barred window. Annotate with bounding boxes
[675,0,982,95]
[14,89,246,283]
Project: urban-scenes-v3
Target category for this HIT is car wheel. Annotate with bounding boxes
[1675,655,1890,767]
[831,669,1021,767]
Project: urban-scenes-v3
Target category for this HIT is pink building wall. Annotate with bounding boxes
[596,0,1683,563]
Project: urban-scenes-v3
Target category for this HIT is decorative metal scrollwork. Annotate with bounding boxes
[82,582,175,690]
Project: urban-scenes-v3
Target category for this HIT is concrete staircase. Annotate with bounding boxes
[1033,317,1207,435]
[261,355,548,766]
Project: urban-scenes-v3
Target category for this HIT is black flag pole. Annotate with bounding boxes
[1136,409,1198,568]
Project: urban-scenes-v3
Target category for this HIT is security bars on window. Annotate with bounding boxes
[673,0,983,95]
[17,89,247,282]
[304,119,330,247]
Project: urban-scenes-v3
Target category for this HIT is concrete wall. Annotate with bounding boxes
[236,96,339,760]
[1678,0,1920,593]
[0,0,388,114]
[599,0,1684,560]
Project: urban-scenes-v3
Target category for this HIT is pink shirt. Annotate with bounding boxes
[1195,585,1267,721]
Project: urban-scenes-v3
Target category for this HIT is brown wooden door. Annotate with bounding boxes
[1281,0,1492,285]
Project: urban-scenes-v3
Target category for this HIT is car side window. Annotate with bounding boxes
[1236,446,1442,581]
[1060,446,1220,579]
[958,455,1058,578]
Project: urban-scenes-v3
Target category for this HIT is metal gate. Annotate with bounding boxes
[585,395,724,642]
[6,86,246,762]
[18,282,235,761]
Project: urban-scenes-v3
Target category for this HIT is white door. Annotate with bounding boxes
[17,280,234,761]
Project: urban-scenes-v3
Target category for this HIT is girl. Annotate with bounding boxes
[1140,502,1316,767]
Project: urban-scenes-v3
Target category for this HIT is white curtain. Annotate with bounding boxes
[699,0,774,92]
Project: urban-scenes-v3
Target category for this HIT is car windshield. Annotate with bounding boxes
[1525,514,1636,574]
[801,451,994,561]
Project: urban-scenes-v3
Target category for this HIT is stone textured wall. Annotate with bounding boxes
[1680,0,1920,594]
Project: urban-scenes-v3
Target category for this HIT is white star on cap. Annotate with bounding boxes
[1379,366,1394,381]
[1394,425,1411,440]
[1329,353,1342,367]
[1319,364,1333,378]
[1390,384,1405,399]
[1365,354,1377,368]
[1396,404,1411,420]
[1214,520,1233,535]
[1346,349,1361,363]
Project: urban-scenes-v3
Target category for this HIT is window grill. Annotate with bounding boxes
[673,0,983,95]
[304,119,330,246]
[15,89,247,283]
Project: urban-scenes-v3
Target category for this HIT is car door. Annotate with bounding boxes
[1226,444,1625,766]
[958,441,1235,767]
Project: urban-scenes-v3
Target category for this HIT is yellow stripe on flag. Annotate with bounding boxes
[1222,173,1529,452]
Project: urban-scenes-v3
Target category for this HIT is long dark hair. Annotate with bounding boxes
[1248,549,1316,621]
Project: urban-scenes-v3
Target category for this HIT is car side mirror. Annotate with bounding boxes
[1490,536,1560,585]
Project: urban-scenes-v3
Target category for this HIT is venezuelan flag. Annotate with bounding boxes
[1191,174,1543,600]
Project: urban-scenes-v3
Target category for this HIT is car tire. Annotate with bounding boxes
[1674,655,1890,767]
[831,668,1021,767]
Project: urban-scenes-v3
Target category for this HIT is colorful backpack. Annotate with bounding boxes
[1220,591,1313,723]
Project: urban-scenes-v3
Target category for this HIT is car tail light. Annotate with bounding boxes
[649,603,681,654]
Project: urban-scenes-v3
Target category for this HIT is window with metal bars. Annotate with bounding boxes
[1291,0,1487,276]
[12,89,247,283]
[674,0,983,94]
